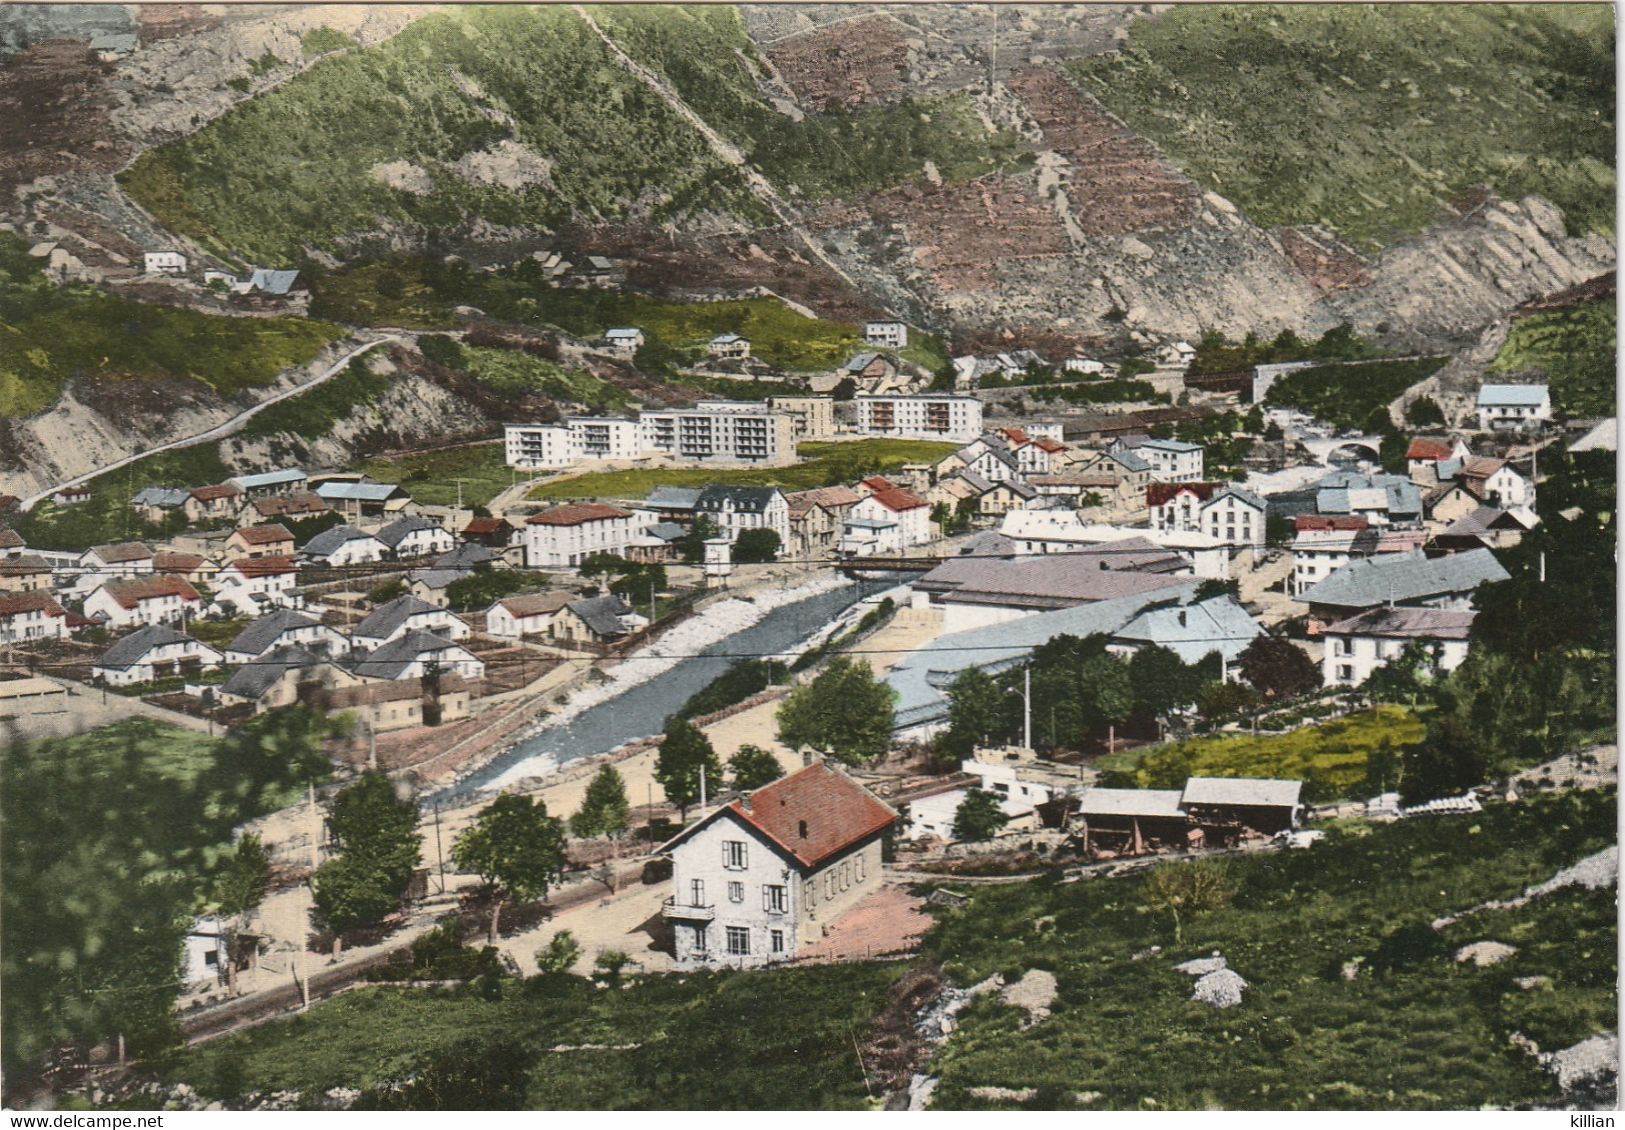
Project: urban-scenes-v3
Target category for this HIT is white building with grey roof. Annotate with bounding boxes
[351,595,469,651]
[93,624,222,687]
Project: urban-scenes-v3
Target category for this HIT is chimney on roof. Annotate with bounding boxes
[798,820,808,839]
[1178,610,1187,628]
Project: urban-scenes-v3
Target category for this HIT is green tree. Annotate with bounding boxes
[1128,644,1204,718]
[776,656,897,765]
[1142,858,1236,943]
[215,834,271,921]
[677,515,719,564]
[727,744,784,791]
[1401,715,1490,805]
[570,765,631,843]
[1406,396,1446,426]
[417,333,465,369]
[1193,578,1240,602]
[454,794,568,944]
[1362,641,1434,709]
[534,930,582,977]
[1079,655,1134,737]
[951,789,1010,842]
[312,774,422,949]
[938,667,1010,760]
[655,719,723,821]
[731,528,781,564]
[1237,634,1320,699]
[1363,739,1403,796]
[578,552,631,580]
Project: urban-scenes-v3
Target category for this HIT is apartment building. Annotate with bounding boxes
[638,401,795,466]
[852,393,983,443]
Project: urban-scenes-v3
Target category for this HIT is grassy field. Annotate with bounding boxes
[0,235,343,418]
[527,438,958,502]
[1263,357,1448,432]
[461,346,631,412]
[924,787,1615,1109]
[1072,4,1615,250]
[310,259,948,375]
[1,716,332,1078]
[144,963,901,1109]
[362,442,512,509]
[1488,298,1616,418]
[12,443,233,552]
[1095,706,1425,801]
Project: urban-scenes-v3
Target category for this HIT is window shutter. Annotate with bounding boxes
[722,841,729,866]
[762,885,771,912]
[740,843,747,868]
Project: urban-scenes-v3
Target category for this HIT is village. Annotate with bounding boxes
[0,285,1605,1031]
[0,0,1615,1105]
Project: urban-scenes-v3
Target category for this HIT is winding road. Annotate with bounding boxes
[18,335,403,512]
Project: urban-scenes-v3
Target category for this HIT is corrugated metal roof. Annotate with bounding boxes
[1181,777,1302,809]
[1073,788,1186,819]
[1476,383,1549,406]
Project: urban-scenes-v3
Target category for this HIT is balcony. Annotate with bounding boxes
[661,897,715,922]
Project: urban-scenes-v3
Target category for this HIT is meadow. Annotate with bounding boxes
[1488,298,1616,419]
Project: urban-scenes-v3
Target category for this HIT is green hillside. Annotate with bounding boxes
[0,235,343,418]
[1072,4,1614,250]
[120,5,1023,264]
[1488,298,1616,418]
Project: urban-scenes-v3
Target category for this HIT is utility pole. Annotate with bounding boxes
[1023,662,1032,751]
[699,763,708,818]
[432,801,446,894]
[307,781,320,870]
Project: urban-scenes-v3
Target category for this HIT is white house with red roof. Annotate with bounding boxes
[0,591,70,643]
[658,760,898,967]
[848,477,932,549]
[83,575,204,629]
[524,503,639,568]
[1405,436,1470,484]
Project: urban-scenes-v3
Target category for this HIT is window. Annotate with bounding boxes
[770,929,785,954]
[840,862,851,891]
[764,884,787,913]
[725,926,750,955]
[690,878,705,906]
[824,872,835,899]
[855,855,866,883]
[1338,664,1354,681]
[693,924,708,953]
[803,880,815,906]
[722,840,747,870]
[728,881,744,903]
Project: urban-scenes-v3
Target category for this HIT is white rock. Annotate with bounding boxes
[1191,968,1248,1009]
[1454,941,1518,966]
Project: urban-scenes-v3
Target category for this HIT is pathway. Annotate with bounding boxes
[19,336,402,511]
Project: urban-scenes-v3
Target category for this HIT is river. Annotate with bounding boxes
[431,576,897,803]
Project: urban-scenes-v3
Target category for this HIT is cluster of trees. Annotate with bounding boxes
[1187,323,1379,376]
[653,723,785,819]
[1381,447,1616,803]
[939,631,1321,759]
[580,552,667,606]
[674,658,789,722]
[311,774,423,952]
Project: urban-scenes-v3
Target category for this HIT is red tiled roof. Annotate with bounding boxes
[227,555,297,577]
[859,475,898,493]
[253,493,326,517]
[0,528,23,550]
[997,426,1031,446]
[527,503,631,526]
[786,486,861,517]
[462,517,508,536]
[233,523,294,545]
[89,541,153,564]
[867,486,927,513]
[0,554,50,576]
[189,484,242,502]
[1458,456,1506,480]
[1406,437,1455,461]
[153,552,207,573]
[97,575,201,610]
[1294,515,1368,532]
[0,591,65,618]
[497,591,573,618]
[1146,482,1220,508]
[1033,438,1067,453]
[727,761,897,870]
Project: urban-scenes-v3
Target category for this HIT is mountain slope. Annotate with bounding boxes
[1070,3,1614,252]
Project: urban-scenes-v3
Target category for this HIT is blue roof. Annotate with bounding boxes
[131,487,187,508]
[606,328,642,339]
[1137,439,1203,454]
[1112,596,1262,664]
[1477,383,1548,406]
[843,517,896,530]
[316,481,406,503]
[229,468,305,490]
[642,486,703,509]
[887,585,1197,730]
[1299,547,1509,609]
[248,268,300,295]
